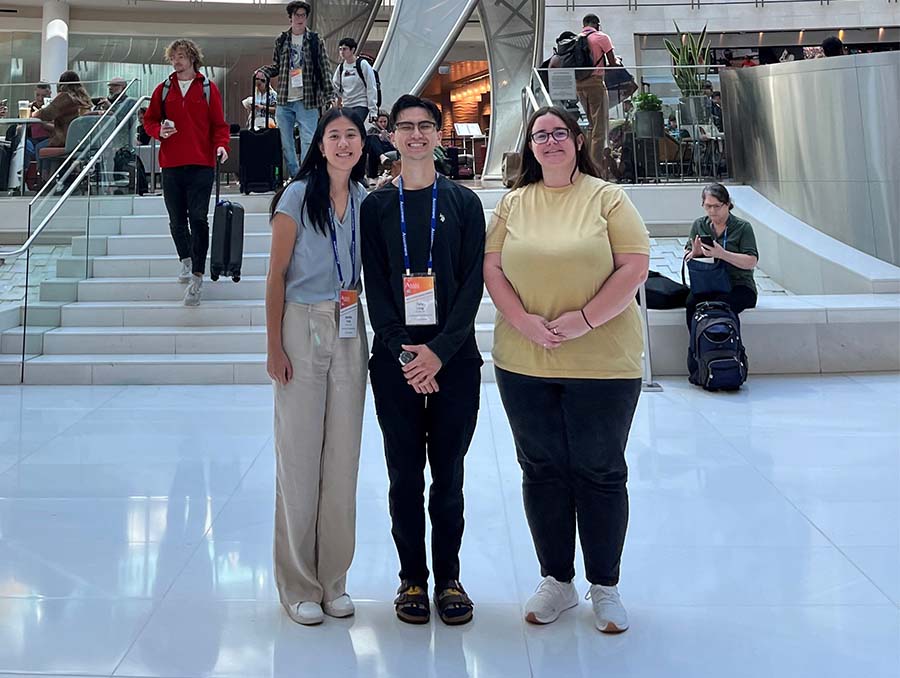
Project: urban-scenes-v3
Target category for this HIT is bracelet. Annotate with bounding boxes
[581,308,594,329]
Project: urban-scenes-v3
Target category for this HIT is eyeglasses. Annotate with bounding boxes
[394,121,437,134]
[703,202,727,210]
[292,11,307,18]
[530,128,571,144]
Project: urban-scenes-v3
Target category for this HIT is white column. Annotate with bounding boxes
[41,0,70,89]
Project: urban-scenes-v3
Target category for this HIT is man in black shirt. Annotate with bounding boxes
[361,94,484,626]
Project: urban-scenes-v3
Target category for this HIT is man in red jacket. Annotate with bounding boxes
[144,39,230,306]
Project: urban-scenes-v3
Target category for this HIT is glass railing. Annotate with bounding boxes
[0,89,150,382]
[0,78,142,198]
[526,64,728,184]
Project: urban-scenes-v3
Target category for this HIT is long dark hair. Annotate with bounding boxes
[512,106,599,190]
[270,108,367,235]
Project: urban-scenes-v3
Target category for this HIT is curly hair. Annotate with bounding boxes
[165,39,204,71]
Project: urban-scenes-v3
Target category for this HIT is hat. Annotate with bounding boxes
[108,77,127,87]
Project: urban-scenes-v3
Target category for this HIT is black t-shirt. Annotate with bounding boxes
[361,175,485,364]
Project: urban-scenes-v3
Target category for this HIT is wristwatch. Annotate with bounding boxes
[399,350,416,366]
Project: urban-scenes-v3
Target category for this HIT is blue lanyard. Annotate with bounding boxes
[329,196,356,288]
[398,176,438,276]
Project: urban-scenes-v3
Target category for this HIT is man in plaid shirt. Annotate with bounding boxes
[257,0,333,179]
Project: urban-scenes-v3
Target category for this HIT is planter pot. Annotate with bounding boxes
[634,110,664,139]
[679,96,709,124]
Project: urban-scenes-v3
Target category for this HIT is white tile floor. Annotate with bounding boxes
[0,374,898,678]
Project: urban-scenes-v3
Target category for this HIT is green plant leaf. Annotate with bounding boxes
[664,39,681,61]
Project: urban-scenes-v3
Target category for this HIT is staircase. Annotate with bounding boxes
[0,189,508,385]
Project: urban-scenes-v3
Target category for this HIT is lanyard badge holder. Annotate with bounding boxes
[290,38,304,90]
[399,177,439,326]
[331,198,359,338]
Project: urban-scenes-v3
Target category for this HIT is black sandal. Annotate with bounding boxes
[394,581,430,624]
[434,581,474,625]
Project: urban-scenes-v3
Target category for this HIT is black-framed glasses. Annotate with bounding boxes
[530,128,571,144]
[394,121,437,134]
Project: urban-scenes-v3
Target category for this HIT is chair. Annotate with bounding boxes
[38,115,108,184]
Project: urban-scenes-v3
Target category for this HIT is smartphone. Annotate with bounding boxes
[699,235,715,247]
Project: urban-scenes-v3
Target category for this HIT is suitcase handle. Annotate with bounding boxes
[251,72,273,131]
[215,156,221,204]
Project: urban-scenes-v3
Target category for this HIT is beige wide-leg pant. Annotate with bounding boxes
[576,76,610,170]
[273,301,368,618]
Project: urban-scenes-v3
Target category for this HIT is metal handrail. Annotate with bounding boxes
[531,67,553,107]
[0,95,150,263]
[29,77,140,206]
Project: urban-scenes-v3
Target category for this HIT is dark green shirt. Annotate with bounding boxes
[686,214,759,292]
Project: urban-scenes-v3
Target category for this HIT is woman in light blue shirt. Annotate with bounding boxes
[266,108,368,626]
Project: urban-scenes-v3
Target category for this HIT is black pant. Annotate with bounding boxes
[369,352,481,588]
[495,368,641,586]
[162,165,215,275]
[685,285,757,328]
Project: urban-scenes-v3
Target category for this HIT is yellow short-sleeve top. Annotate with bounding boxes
[485,174,650,379]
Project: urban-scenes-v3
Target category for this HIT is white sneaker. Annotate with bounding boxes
[323,594,355,618]
[587,584,629,633]
[183,275,202,306]
[290,601,324,625]
[524,576,578,624]
[177,257,192,283]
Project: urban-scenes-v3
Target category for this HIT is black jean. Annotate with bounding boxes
[162,165,215,275]
[369,351,481,588]
[685,284,757,329]
[495,368,641,586]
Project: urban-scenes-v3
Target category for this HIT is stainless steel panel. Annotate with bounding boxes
[870,182,900,266]
[478,0,540,180]
[314,0,382,67]
[374,0,480,107]
[723,52,900,267]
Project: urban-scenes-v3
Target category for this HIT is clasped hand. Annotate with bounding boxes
[517,310,592,348]
[401,344,442,394]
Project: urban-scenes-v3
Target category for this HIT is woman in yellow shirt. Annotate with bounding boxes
[484,106,649,634]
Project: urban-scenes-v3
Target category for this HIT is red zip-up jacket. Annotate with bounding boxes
[143,72,230,169]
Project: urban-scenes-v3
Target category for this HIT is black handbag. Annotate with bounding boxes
[637,271,690,309]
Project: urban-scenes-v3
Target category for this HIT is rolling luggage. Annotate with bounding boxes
[210,162,244,282]
[239,74,282,194]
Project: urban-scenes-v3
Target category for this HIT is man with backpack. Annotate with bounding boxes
[555,14,616,171]
[257,1,332,179]
[332,37,380,126]
[143,39,230,307]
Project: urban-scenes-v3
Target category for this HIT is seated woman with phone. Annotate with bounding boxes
[683,183,759,327]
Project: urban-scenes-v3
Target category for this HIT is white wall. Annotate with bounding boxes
[544,0,900,68]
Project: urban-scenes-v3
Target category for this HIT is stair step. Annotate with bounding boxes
[0,326,53,354]
[87,254,270,278]
[76,277,267,302]
[58,298,497,327]
[34,323,497,355]
[15,351,496,385]
[119,213,272,236]
[103,233,272,256]
[132,194,275,215]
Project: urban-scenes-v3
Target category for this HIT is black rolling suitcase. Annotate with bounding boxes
[240,74,282,194]
[210,163,245,282]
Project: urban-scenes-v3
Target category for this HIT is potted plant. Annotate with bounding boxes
[632,91,664,139]
[665,22,711,124]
